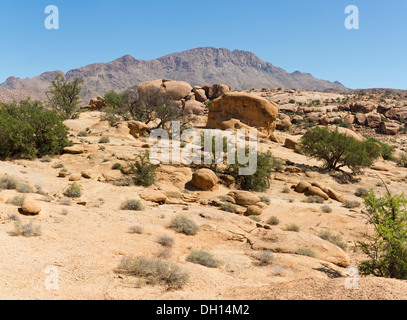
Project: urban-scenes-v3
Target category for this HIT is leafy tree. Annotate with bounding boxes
[356,189,407,279]
[300,126,380,172]
[46,74,84,119]
[0,99,71,159]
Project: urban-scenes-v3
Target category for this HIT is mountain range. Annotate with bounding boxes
[0,47,347,102]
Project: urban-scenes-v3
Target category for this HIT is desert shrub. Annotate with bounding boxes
[16,183,34,194]
[294,247,316,258]
[157,235,175,248]
[114,176,134,187]
[6,195,25,206]
[170,215,199,235]
[63,183,82,198]
[0,99,71,159]
[318,231,347,250]
[397,153,407,168]
[365,137,396,161]
[41,155,52,162]
[46,74,84,119]
[303,195,324,204]
[120,199,144,211]
[286,224,300,232]
[77,131,88,137]
[129,225,144,234]
[53,162,65,169]
[220,202,237,213]
[266,216,280,226]
[118,256,189,290]
[0,175,18,190]
[99,136,110,143]
[355,190,407,279]
[121,152,156,187]
[282,186,291,194]
[248,215,261,222]
[300,126,380,171]
[259,195,270,205]
[321,205,333,213]
[227,150,276,192]
[111,163,122,170]
[255,250,275,266]
[332,118,342,125]
[355,187,370,198]
[343,200,361,209]
[10,221,42,237]
[8,213,21,222]
[186,250,221,268]
[57,198,72,206]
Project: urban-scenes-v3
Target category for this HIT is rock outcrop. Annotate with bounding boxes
[206,92,279,138]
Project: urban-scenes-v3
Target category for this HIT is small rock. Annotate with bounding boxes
[21,198,42,215]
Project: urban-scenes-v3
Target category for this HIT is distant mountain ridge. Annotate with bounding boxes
[0,47,348,102]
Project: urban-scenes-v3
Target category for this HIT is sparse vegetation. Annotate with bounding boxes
[157,235,175,247]
[248,215,261,222]
[120,199,144,211]
[0,175,18,190]
[220,202,237,213]
[10,221,42,237]
[318,231,347,250]
[99,136,110,144]
[16,183,33,194]
[259,195,270,205]
[294,247,316,258]
[129,225,144,234]
[170,215,199,235]
[321,205,333,213]
[186,250,221,268]
[117,256,189,290]
[255,250,275,266]
[343,200,361,209]
[63,183,82,198]
[303,195,324,204]
[286,224,300,232]
[355,187,370,198]
[121,152,156,187]
[6,195,25,206]
[266,216,280,226]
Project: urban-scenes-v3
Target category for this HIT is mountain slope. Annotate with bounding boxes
[0,47,347,102]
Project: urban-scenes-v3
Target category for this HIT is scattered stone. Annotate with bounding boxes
[63,145,84,154]
[21,198,41,215]
[228,190,260,207]
[190,168,218,191]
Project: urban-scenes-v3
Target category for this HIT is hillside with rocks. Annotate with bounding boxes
[1,80,407,300]
[0,47,347,102]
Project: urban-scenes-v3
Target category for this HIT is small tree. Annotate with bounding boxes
[355,189,407,279]
[47,74,84,119]
[300,126,380,172]
[0,99,70,159]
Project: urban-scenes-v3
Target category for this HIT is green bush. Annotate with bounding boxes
[365,137,396,161]
[120,199,144,211]
[99,136,110,144]
[63,183,82,198]
[170,215,199,235]
[121,152,156,187]
[227,150,277,191]
[343,200,361,209]
[355,187,370,198]
[157,235,175,247]
[46,74,84,119]
[186,250,221,268]
[300,126,380,171]
[321,205,333,213]
[0,99,71,159]
[118,256,189,290]
[355,190,407,279]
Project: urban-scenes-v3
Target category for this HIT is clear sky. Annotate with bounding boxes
[0,0,406,89]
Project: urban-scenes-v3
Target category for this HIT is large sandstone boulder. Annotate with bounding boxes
[207,92,279,138]
[228,190,261,207]
[202,84,232,99]
[366,113,381,128]
[190,168,218,191]
[350,101,376,113]
[81,97,106,111]
[184,100,206,115]
[115,121,149,139]
[327,125,365,142]
[138,79,192,100]
[379,122,399,135]
[21,197,41,215]
[193,87,208,102]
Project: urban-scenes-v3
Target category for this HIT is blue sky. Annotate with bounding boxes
[0,0,406,89]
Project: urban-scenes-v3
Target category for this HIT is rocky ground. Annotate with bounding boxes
[1,88,407,300]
